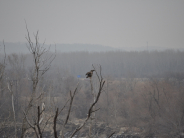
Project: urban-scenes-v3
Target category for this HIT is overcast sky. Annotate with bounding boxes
[0,0,184,49]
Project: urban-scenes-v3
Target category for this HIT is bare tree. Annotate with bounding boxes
[0,40,6,95]
[21,23,56,138]
[7,81,17,138]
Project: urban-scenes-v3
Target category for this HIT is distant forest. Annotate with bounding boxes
[53,50,184,78]
[3,49,184,79]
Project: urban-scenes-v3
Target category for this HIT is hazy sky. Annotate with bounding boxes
[0,0,184,49]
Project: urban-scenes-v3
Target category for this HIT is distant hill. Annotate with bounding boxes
[0,42,183,54]
[54,43,117,53]
[0,42,117,54]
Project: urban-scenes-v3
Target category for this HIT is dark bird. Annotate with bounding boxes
[86,70,95,78]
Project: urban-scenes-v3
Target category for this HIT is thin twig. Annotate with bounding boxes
[107,132,116,138]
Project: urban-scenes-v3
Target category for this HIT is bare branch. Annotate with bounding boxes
[36,106,42,138]
[58,99,70,115]
[7,82,17,138]
[41,115,53,134]
[91,108,100,113]
[64,83,79,126]
[23,110,35,129]
[53,108,59,138]
[70,66,105,138]
[107,132,116,138]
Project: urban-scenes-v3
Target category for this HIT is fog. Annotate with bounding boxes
[1,0,184,49]
[1,1,184,137]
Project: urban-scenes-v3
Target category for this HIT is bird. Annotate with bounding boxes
[86,70,95,78]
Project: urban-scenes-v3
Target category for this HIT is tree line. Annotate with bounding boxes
[4,49,183,79]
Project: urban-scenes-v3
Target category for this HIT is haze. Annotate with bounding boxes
[0,0,184,50]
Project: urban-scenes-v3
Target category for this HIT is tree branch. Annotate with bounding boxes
[53,108,59,138]
[70,65,105,138]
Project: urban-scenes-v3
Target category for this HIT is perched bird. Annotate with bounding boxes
[86,70,95,78]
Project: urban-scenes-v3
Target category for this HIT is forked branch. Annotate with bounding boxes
[54,83,79,138]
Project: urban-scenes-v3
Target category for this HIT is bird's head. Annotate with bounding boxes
[91,70,95,72]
